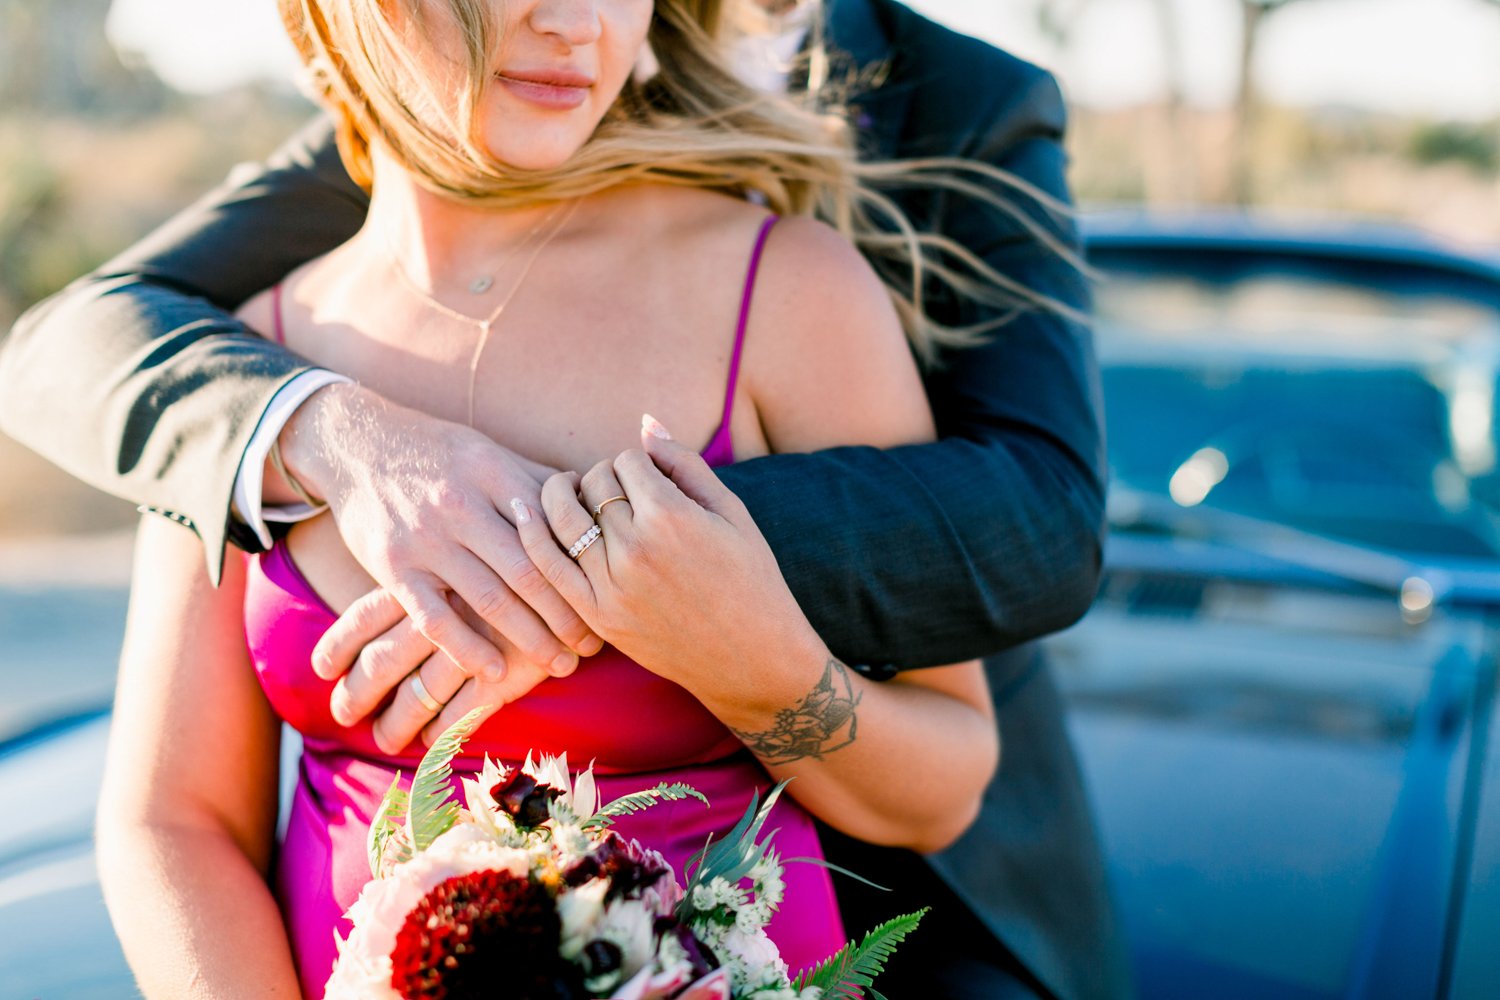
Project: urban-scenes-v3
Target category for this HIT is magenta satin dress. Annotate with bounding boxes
[244,216,845,998]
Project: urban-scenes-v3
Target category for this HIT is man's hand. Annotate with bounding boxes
[310,588,556,753]
[277,383,604,688]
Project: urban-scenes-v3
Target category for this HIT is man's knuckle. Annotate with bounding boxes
[406,604,451,640]
[468,585,515,621]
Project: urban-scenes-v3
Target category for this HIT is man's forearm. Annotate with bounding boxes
[0,277,317,580]
[719,429,1103,669]
[0,117,367,580]
[717,66,1106,669]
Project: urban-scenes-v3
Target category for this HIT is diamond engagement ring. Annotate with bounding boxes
[592,495,630,519]
[408,672,444,714]
[568,524,603,560]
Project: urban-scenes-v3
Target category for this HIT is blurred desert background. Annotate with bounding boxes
[1,0,1499,735]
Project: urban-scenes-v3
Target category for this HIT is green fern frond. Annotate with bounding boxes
[407,709,486,853]
[367,775,409,877]
[585,783,708,829]
[793,908,927,999]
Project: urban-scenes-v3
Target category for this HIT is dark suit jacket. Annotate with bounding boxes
[0,1,1129,996]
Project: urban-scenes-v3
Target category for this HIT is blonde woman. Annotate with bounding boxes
[96,0,1004,995]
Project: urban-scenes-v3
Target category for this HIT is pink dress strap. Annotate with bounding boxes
[700,214,778,467]
[269,283,287,345]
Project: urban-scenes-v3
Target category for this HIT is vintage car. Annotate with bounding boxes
[1053,213,1500,999]
[1,215,1497,998]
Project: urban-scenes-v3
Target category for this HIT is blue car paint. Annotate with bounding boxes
[1054,215,1500,999]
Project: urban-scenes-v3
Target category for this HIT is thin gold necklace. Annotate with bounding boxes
[385,199,581,427]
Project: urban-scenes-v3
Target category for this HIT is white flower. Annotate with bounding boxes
[461,755,516,837]
[595,898,657,976]
[736,903,767,934]
[521,750,600,820]
[558,878,611,957]
[716,927,790,993]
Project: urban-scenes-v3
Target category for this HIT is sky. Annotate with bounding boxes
[105,0,1500,120]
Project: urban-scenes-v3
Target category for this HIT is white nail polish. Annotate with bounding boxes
[642,414,672,440]
[510,498,531,525]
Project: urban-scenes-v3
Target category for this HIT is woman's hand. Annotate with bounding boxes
[514,416,826,710]
[516,416,998,853]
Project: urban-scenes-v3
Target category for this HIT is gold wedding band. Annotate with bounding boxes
[592,495,630,519]
[408,671,444,714]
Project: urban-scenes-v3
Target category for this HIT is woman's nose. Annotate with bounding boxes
[528,0,603,46]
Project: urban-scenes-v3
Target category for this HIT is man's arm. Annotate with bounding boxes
[0,118,366,581]
[316,58,1101,725]
[718,66,1105,670]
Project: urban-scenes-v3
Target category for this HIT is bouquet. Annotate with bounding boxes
[325,712,923,1000]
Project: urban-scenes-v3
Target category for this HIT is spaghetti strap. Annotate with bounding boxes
[270,283,287,346]
[711,215,778,449]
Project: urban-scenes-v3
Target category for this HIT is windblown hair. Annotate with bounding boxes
[278,0,1082,362]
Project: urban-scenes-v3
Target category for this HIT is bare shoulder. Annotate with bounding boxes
[744,215,934,452]
[235,286,277,339]
[753,214,902,339]
[232,256,328,342]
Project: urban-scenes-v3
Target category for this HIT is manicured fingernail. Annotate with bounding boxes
[579,635,604,656]
[510,498,531,525]
[330,692,352,727]
[642,414,672,440]
[551,651,579,676]
[482,658,507,683]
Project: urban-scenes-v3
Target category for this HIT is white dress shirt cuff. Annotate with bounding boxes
[233,370,353,550]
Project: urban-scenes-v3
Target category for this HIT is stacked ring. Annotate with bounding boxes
[568,524,603,560]
[592,495,630,519]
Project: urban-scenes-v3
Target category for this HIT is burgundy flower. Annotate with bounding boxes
[652,916,721,982]
[562,831,670,901]
[489,771,563,827]
[389,869,584,1000]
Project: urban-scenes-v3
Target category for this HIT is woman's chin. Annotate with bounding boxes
[484,131,592,174]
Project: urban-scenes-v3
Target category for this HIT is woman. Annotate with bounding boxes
[97,0,1004,995]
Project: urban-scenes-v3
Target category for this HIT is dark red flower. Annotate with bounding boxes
[489,771,563,827]
[389,869,584,1000]
[562,831,670,901]
[651,916,720,982]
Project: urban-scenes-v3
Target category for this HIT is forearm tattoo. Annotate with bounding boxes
[731,658,862,765]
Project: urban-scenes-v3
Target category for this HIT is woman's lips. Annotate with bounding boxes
[495,72,593,110]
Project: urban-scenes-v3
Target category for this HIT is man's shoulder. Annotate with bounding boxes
[871,0,1066,150]
[877,0,1051,88]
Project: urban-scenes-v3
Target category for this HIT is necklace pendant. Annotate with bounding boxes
[469,275,494,295]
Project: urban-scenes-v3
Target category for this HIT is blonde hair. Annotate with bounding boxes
[279,0,1083,363]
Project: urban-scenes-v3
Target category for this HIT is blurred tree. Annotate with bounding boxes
[1233,0,1335,204]
[1409,122,1498,172]
[1036,0,1196,205]
[1035,0,1093,46]
[0,0,166,116]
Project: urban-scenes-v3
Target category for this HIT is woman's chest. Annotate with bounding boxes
[284,263,754,471]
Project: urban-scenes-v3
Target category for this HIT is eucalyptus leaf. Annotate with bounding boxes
[679,780,789,919]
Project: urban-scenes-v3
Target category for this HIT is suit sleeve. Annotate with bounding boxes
[0,117,368,582]
[716,69,1107,670]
